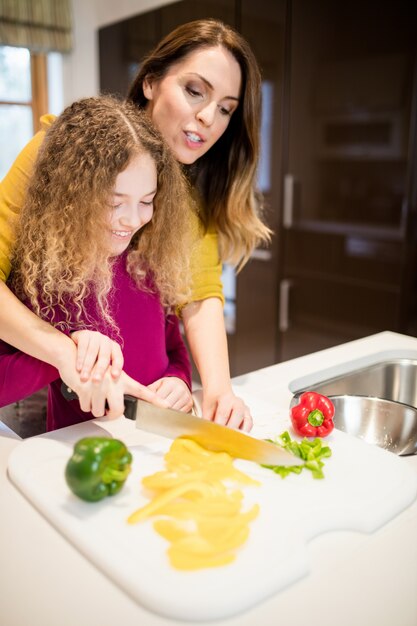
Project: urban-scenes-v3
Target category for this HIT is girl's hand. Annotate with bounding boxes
[75,369,170,419]
[70,330,123,383]
[147,377,193,413]
[202,390,253,432]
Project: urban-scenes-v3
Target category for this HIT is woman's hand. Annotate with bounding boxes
[147,377,193,412]
[71,330,123,382]
[202,390,253,432]
[182,298,252,431]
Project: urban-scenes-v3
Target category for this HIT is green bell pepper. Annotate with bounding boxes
[65,437,133,502]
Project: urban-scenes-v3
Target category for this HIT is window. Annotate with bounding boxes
[0,45,48,180]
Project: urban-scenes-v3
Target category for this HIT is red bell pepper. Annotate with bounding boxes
[290,391,335,438]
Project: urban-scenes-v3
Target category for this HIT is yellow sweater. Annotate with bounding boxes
[0,115,224,304]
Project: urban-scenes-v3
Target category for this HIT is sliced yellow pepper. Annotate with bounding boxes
[152,519,191,542]
[168,546,236,570]
[127,438,259,570]
[127,481,213,524]
[142,470,207,491]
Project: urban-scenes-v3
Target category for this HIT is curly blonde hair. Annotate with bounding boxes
[12,96,192,332]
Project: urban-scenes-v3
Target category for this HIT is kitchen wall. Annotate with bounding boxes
[62,0,176,105]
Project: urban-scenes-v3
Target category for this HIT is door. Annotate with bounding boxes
[225,0,287,375]
[279,0,417,361]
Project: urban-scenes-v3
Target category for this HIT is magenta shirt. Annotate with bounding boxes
[0,254,191,430]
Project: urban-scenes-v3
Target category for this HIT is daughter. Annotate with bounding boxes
[0,96,193,431]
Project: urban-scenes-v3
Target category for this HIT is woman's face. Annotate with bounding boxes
[143,46,242,164]
[109,153,157,256]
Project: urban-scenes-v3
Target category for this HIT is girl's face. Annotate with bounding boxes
[109,152,157,256]
[143,46,242,164]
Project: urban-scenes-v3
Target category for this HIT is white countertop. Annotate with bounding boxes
[1,331,417,626]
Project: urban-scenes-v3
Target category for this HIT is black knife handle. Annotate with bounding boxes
[61,382,138,421]
[123,395,138,421]
[61,382,78,402]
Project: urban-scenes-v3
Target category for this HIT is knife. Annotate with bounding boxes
[61,384,299,466]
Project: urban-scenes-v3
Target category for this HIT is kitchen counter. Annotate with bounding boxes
[1,331,417,626]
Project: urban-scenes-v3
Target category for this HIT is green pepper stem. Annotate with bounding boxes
[307,409,324,427]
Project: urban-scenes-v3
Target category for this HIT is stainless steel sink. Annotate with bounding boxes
[293,359,417,407]
[326,395,417,456]
[290,358,417,456]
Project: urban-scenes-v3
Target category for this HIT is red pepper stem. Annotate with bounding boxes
[307,409,324,427]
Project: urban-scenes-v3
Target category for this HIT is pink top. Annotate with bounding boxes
[0,253,191,430]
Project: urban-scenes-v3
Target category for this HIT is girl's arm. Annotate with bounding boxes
[0,339,60,407]
[0,294,165,418]
[0,282,124,409]
[164,314,192,388]
[182,297,253,432]
[0,332,168,419]
[147,314,193,412]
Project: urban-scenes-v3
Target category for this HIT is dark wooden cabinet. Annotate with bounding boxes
[278,0,417,361]
[99,0,417,375]
[159,0,235,36]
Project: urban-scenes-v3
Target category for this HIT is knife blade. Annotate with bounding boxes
[125,397,300,467]
[61,384,299,466]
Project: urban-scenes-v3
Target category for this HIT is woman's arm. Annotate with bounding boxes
[182,297,252,431]
[0,116,52,281]
[0,280,75,370]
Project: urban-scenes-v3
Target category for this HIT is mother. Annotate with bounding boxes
[0,19,270,430]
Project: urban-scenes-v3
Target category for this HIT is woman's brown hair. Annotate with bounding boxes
[128,18,271,269]
[12,95,192,333]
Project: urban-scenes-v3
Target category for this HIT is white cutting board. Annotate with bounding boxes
[7,413,417,622]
